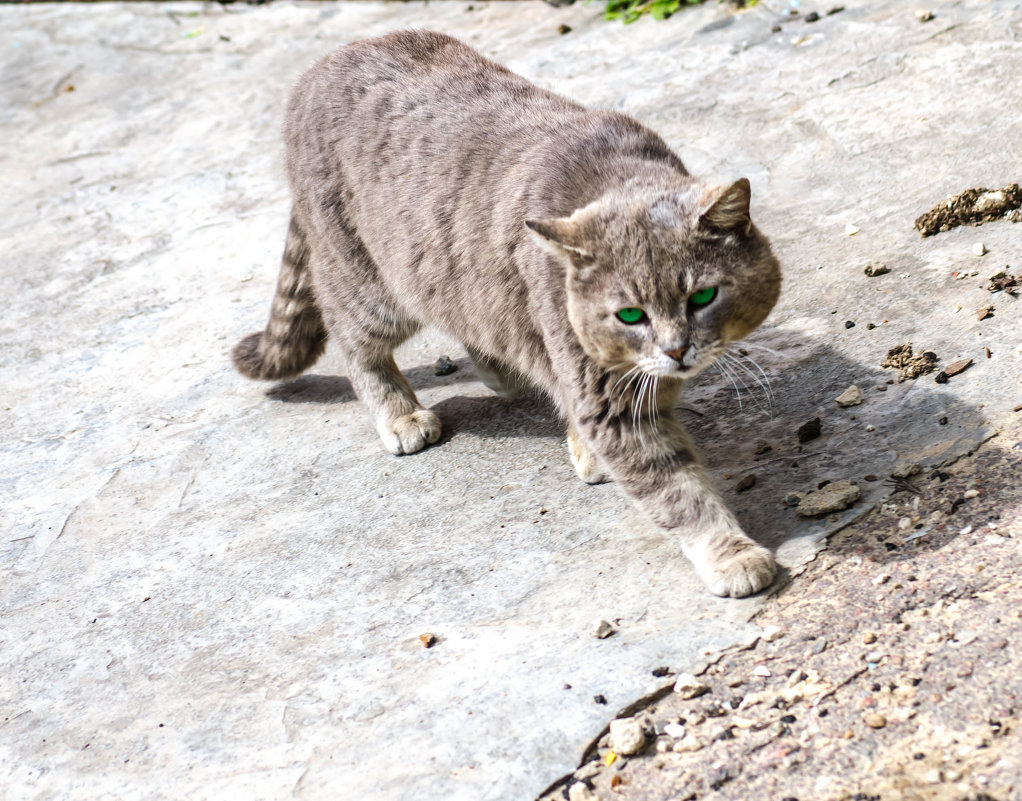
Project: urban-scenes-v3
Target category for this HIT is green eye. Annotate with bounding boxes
[616,307,646,324]
[689,287,718,307]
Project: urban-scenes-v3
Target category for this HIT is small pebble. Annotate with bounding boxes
[864,261,890,277]
[973,243,987,256]
[863,632,878,644]
[762,625,785,642]
[592,619,616,639]
[674,673,711,699]
[557,23,572,34]
[865,424,876,432]
[755,439,772,455]
[419,632,438,648]
[805,10,820,22]
[736,474,757,492]
[864,712,887,729]
[963,489,980,499]
[797,480,861,517]
[835,385,863,407]
[915,9,934,22]
[593,694,608,705]
[673,735,704,753]
[433,355,458,376]
[569,782,597,801]
[844,320,856,329]
[844,224,860,236]
[796,417,822,443]
[609,717,646,755]
[663,722,686,738]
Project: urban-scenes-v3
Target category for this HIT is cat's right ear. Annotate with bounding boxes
[525,218,595,269]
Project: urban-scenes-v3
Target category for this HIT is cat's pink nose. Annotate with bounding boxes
[664,347,688,363]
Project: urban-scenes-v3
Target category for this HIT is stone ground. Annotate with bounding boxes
[1,1,1020,800]
[541,417,1022,801]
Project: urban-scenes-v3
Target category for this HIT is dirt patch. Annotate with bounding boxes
[539,422,1022,801]
[915,184,1022,236]
[881,342,938,382]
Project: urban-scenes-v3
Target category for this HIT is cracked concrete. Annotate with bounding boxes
[2,1,1020,800]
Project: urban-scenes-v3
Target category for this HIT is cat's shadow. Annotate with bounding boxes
[266,357,476,405]
[266,357,564,441]
[265,328,995,565]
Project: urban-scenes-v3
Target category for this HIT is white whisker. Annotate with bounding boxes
[714,360,745,411]
[722,351,775,409]
[719,353,772,416]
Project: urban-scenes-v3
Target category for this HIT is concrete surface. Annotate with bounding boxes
[1,1,1019,800]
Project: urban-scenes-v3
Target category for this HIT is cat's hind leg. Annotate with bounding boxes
[343,343,442,455]
[312,247,440,456]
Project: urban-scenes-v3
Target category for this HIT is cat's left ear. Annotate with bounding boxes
[525,218,595,266]
[699,178,752,236]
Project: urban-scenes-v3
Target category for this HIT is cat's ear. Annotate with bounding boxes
[525,218,595,266]
[699,178,752,236]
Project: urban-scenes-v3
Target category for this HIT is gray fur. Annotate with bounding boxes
[232,31,783,597]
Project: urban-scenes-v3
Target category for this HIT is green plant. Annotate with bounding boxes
[602,0,695,24]
[602,0,757,25]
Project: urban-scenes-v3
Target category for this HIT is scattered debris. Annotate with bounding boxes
[835,385,863,407]
[592,619,616,639]
[797,479,861,517]
[986,269,1020,296]
[433,355,458,376]
[419,632,438,648]
[973,242,988,257]
[609,717,646,755]
[933,357,973,384]
[864,261,890,277]
[914,183,1022,236]
[796,417,822,443]
[881,342,938,381]
[736,474,757,492]
[674,673,711,699]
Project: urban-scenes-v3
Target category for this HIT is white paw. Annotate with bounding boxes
[686,539,776,598]
[567,428,611,485]
[381,410,442,455]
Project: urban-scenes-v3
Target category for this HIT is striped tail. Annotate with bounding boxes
[231,214,328,381]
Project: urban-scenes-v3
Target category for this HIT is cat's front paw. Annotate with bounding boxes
[686,537,776,598]
[566,427,611,484]
[381,410,442,455]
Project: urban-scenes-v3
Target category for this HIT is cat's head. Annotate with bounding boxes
[526,178,780,380]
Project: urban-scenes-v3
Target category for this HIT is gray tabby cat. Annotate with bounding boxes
[233,31,782,597]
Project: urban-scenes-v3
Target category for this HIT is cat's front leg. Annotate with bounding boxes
[575,412,775,597]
